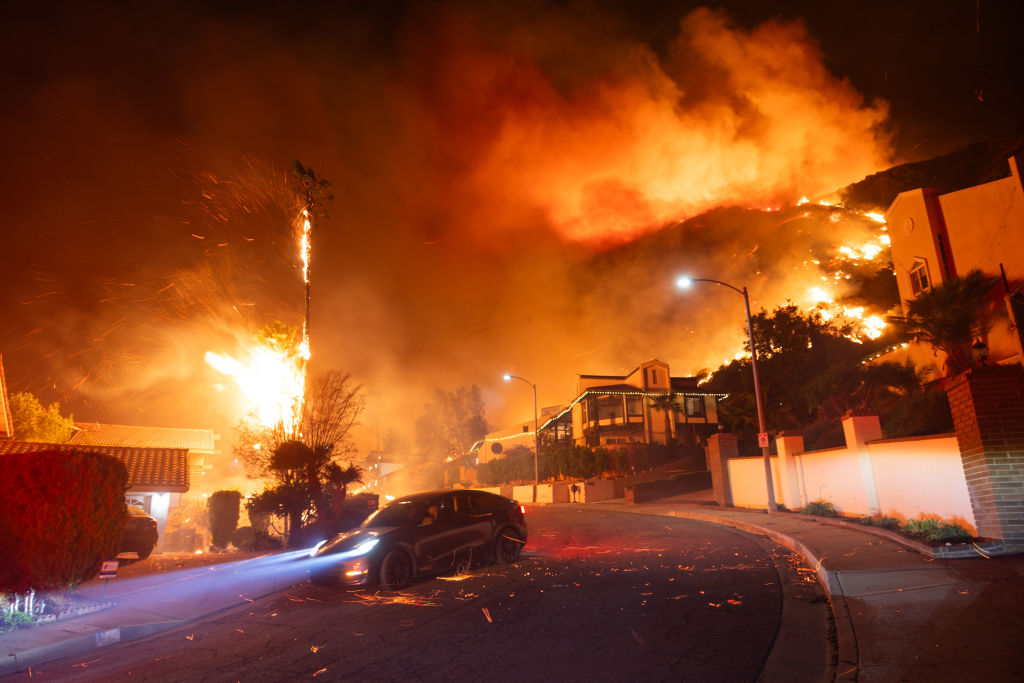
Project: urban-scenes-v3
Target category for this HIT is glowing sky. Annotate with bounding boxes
[1,1,1021,465]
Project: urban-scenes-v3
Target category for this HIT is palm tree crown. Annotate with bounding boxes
[901,269,998,375]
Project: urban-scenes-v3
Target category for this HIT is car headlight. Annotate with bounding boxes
[338,538,380,559]
[309,539,329,558]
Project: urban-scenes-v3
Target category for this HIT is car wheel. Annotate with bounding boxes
[494,528,524,564]
[379,549,413,590]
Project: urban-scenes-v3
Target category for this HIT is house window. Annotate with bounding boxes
[596,395,621,421]
[626,397,643,417]
[909,259,930,296]
[684,395,706,418]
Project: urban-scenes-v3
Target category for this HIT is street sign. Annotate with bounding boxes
[99,560,119,580]
[758,432,770,448]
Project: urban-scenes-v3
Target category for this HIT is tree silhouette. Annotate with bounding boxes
[647,392,681,443]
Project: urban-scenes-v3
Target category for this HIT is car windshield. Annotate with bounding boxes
[362,499,428,528]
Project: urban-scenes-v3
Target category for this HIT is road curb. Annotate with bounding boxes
[659,510,858,682]
[570,504,861,683]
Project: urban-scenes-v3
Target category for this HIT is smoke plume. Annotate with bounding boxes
[0,3,893,490]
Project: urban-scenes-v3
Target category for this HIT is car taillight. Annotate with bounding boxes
[519,505,526,515]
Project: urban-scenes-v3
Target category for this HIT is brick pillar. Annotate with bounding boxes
[706,433,738,507]
[946,365,1024,548]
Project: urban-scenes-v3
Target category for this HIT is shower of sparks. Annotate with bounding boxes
[346,591,446,607]
[205,205,313,432]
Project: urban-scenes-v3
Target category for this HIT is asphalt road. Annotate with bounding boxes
[16,506,831,682]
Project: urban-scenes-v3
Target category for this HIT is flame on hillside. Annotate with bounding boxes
[696,203,892,383]
[803,206,890,341]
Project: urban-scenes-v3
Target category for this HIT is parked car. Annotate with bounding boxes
[120,505,159,561]
[309,489,527,589]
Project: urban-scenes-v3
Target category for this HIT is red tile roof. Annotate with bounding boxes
[0,440,189,492]
[69,422,216,451]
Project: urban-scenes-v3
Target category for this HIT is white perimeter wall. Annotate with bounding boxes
[726,418,976,532]
[729,457,780,509]
[868,435,975,528]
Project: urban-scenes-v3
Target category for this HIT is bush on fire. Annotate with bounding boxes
[0,449,127,592]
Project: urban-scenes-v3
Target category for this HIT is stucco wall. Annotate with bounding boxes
[725,418,976,532]
[868,435,975,529]
[727,456,780,509]
[794,447,869,513]
[940,173,1023,283]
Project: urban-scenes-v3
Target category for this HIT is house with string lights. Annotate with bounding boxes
[558,359,723,450]
[476,359,723,464]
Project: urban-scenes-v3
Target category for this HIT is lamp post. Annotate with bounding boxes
[676,276,777,511]
[503,373,540,502]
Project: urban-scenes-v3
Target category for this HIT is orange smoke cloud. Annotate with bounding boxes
[408,7,890,246]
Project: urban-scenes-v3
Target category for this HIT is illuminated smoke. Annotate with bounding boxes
[412,6,891,246]
[1,4,900,465]
[205,205,312,433]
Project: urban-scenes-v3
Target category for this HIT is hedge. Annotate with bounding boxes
[478,442,706,487]
[625,471,712,504]
[208,490,242,550]
[0,449,127,592]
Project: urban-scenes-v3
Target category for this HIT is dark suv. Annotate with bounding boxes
[120,505,159,561]
[309,489,527,589]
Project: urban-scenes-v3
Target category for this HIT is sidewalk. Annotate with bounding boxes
[575,494,1024,682]
[3,496,1023,681]
[1,549,314,677]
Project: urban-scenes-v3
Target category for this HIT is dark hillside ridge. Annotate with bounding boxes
[840,129,1024,210]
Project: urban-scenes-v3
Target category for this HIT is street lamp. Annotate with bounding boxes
[503,373,540,502]
[676,276,777,511]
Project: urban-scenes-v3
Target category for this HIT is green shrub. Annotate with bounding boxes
[903,517,972,542]
[208,490,242,550]
[253,530,284,550]
[862,515,902,531]
[933,521,972,542]
[0,449,127,592]
[231,526,256,551]
[0,610,34,634]
[903,518,939,538]
[801,500,838,517]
